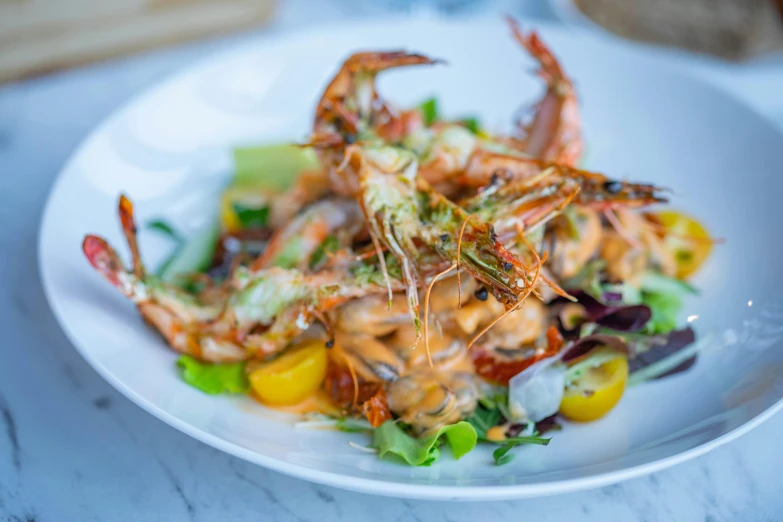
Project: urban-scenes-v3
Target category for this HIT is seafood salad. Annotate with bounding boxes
[83,18,715,466]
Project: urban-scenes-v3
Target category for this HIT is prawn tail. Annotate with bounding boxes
[82,234,131,293]
[118,194,145,279]
[506,16,565,82]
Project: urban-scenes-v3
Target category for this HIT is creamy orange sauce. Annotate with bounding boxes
[252,389,340,416]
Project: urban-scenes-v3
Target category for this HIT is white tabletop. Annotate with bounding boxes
[2,1,783,520]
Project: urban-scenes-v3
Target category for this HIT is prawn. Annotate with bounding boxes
[83,196,245,362]
[207,261,409,357]
[349,145,538,322]
[386,368,478,437]
[458,155,666,210]
[507,17,582,166]
[83,196,407,361]
[312,51,441,196]
[250,198,363,271]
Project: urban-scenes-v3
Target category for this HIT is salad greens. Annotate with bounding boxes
[372,421,477,466]
[145,219,219,283]
[492,436,551,466]
[468,400,551,466]
[146,142,318,284]
[232,203,270,229]
[638,273,697,335]
[177,356,249,395]
[159,109,701,468]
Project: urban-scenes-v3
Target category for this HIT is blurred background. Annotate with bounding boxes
[2,0,783,85]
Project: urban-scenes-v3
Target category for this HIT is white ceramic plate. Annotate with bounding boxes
[39,18,783,500]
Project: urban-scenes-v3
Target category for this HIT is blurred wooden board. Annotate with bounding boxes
[574,0,783,60]
[0,0,276,84]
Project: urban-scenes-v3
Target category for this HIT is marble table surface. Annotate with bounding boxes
[2,1,783,520]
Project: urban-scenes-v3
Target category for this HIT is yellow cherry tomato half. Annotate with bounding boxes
[249,341,327,406]
[559,355,628,422]
[654,210,712,279]
[220,194,241,233]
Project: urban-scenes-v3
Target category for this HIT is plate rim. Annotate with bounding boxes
[37,16,783,500]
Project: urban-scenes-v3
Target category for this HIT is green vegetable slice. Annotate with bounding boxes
[372,421,477,466]
[233,144,319,190]
[177,356,249,395]
[146,219,183,243]
[158,223,220,283]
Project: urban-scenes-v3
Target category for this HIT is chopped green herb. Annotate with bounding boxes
[232,203,270,229]
[352,263,387,286]
[309,235,339,268]
[178,274,210,295]
[676,250,694,263]
[460,117,481,134]
[372,420,477,466]
[419,97,439,126]
[177,356,249,395]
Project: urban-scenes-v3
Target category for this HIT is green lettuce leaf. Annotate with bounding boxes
[639,272,697,335]
[177,356,249,395]
[641,291,682,335]
[372,421,477,466]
